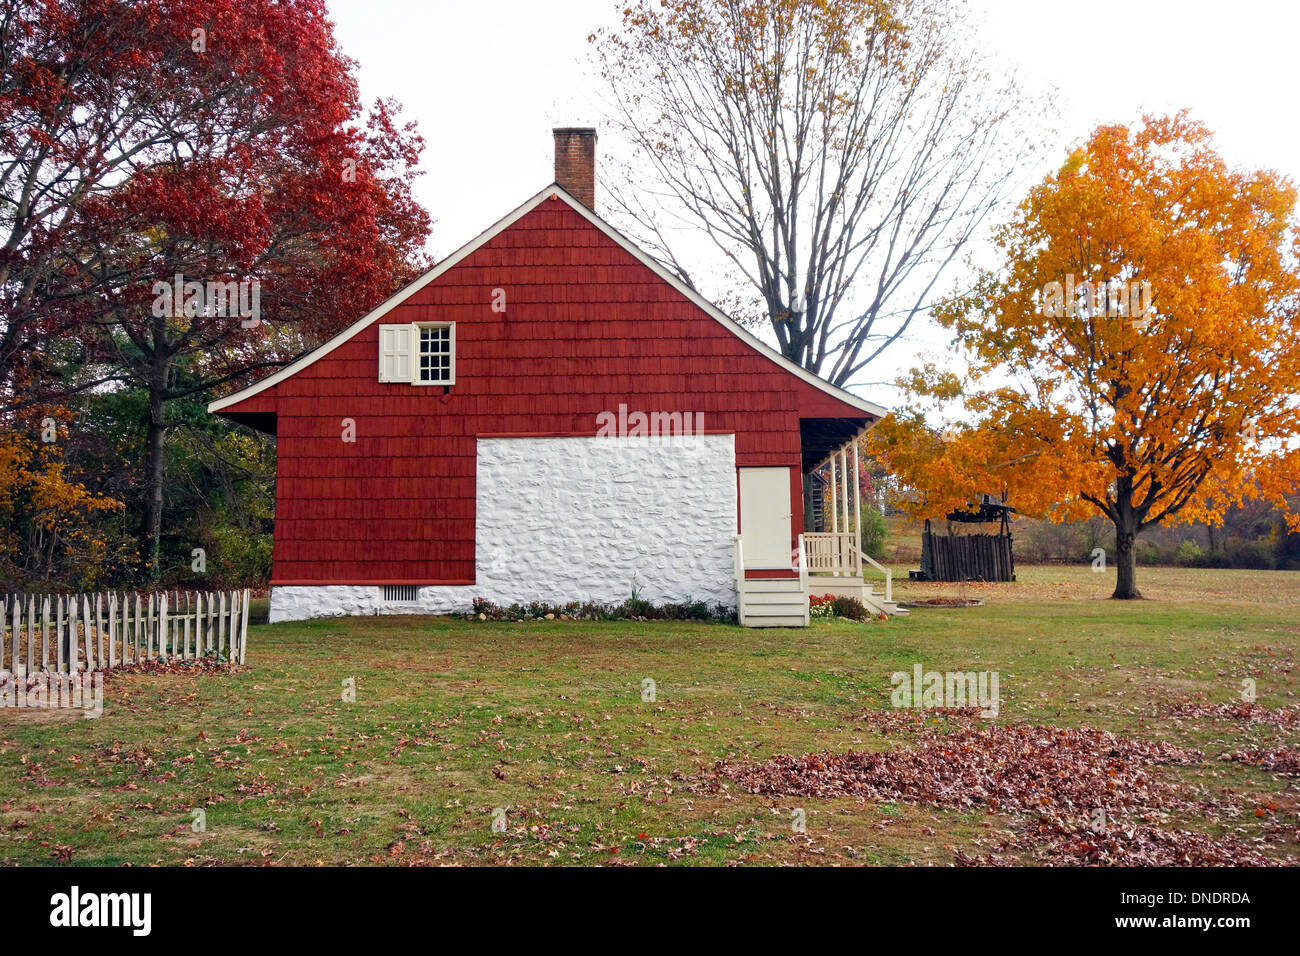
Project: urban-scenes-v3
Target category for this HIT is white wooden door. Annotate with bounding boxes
[738,467,793,569]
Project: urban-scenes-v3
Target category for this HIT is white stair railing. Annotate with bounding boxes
[797,534,809,624]
[861,552,892,604]
[733,534,745,625]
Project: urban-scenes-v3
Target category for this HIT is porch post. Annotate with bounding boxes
[839,445,849,538]
[829,458,838,534]
[852,439,862,575]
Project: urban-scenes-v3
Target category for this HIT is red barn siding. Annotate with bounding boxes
[222,196,869,585]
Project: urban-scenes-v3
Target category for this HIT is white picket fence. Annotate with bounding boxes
[0,589,250,675]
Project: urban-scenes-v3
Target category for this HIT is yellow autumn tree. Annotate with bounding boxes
[870,114,1300,598]
[0,416,122,587]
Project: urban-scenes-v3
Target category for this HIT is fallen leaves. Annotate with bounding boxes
[712,709,1300,865]
[1160,702,1300,727]
[716,721,1200,817]
[1219,747,1300,776]
[956,820,1290,867]
[103,659,245,679]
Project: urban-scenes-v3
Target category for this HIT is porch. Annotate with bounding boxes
[734,423,905,627]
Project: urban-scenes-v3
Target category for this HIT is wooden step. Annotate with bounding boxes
[744,601,809,615]
[743,615,810,628]
[743,591,808,606]
[740,578,804,593]
[863,591,909,617]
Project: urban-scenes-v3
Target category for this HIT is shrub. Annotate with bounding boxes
[1174,539,1205,566]
[1226,540,1277,570]
[829,595,870,621]
[1135,540,1164,566]
[859,504,888,560]
[465,596,735,623]
[204,524,272,588]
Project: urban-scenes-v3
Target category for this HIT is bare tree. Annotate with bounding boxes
[595,0,1043,386]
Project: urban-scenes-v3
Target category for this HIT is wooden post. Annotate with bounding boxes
[829,457,838,535]
[839,445,850,542]
[240,588,249,664]
[133,593,142,662]
[852,440,862,575]
[94,594,104,669]
[26,596,35,675]
[227,591,237,661]
[195,592,205,657]
[108,594,117,668]
[41,596,50,671]
[206,591,215,657]
[68,595,79,673]
[9,595,18,675]
[55,596,65,673]
[218,591,227,656]
[81,594,93,671]
[159,592,169,662]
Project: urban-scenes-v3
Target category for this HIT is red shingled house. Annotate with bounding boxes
[209,129,893,625]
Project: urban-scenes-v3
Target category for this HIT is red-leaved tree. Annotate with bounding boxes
[1,0,432,574]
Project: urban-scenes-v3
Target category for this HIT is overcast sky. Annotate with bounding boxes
[326,0,1300,399]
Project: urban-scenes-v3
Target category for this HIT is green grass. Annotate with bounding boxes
[2,564,1297,866]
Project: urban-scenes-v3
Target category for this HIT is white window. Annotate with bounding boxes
[416,323,455,385]
[377,322,455,385]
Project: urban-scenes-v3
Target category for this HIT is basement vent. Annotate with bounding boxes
[382,585,419,604]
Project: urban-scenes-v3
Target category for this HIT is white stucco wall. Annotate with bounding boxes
[269,433,738,622]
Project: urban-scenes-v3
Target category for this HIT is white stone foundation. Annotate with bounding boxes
[270,434,739,622]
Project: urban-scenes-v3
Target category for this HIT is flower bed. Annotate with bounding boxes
[809,593,879,622]
[465,596,735,624]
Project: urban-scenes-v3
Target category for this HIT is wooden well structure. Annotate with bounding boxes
[917,500,1016,582]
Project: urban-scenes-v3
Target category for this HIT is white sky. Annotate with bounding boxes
[326,0,1300,402]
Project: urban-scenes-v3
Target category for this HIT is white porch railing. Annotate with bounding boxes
[803,531,892,602]
[803,532,861,576]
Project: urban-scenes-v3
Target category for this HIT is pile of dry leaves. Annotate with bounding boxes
[1160,701,1300,727]
[714,707,1297,866]
[716,721,1200,817]
[104,658,243,679]
[1220,747,1300,775]
[954,820,1290,867]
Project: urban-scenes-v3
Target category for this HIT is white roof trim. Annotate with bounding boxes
[208,184,888,419]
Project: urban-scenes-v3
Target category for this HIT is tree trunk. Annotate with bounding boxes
[140,383,168,581]
[1113,520,1142,599]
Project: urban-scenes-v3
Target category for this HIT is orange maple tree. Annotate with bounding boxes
[870,114,1300,598]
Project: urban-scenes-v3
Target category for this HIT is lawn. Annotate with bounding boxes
[2,564,1297,866]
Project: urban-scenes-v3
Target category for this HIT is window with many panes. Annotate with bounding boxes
[416,323,454,385]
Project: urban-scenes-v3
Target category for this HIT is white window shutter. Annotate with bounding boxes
[378,323,413,383]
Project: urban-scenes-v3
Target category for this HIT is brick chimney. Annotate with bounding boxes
[553,127,597,209]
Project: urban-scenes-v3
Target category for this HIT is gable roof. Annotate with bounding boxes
[208,184,888,419]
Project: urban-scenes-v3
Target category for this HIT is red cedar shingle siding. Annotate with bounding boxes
[222,197,869,584]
